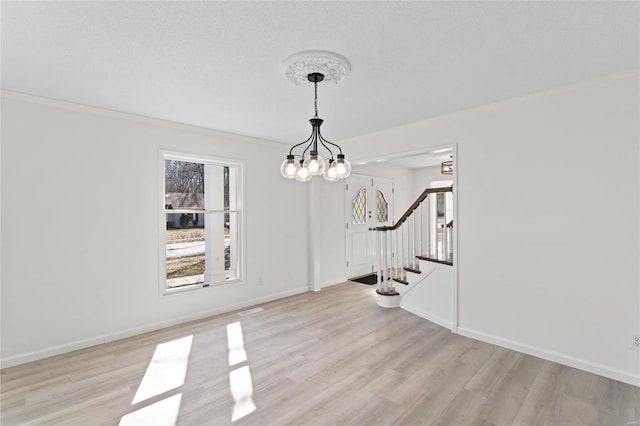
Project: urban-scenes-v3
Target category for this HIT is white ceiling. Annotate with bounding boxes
[2,1,638,147]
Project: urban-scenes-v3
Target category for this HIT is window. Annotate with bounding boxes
[162,152,243,293]
[352,187,367,224]
[376,189,388,223]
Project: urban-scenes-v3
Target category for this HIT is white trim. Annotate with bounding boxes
[401,302,453,331]
[320,279,348,289]
[450,143,458,333]
[0,90,288,147]
[457,326,640,388]
[0,286,310,369]
[159,150,246,297]
[349,142,457,167]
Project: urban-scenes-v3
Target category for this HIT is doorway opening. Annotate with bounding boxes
[344,144,458,331]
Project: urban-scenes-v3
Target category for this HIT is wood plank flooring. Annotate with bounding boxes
[1,282,638,425]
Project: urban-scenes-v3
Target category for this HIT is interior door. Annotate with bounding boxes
[345,175,394,278]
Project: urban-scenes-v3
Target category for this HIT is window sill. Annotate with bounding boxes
[162,277,243,296]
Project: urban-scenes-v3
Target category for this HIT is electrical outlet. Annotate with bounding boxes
[630,335,640,350]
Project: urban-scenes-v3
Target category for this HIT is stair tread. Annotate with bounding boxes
[416,255,453,266]
[392,277,409,285]
[404,267,421,274]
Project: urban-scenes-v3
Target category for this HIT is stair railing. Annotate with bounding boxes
[370,186,453,295]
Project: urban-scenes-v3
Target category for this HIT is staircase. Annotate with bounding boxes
[370,186,454,309]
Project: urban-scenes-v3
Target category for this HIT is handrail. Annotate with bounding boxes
[370,185,452,231]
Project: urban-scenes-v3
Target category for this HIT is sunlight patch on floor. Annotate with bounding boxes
[229,365,256,422]
[119,393,182,426]
[227,321,247,366]
[131,335,193,404]
[226,321,256,422]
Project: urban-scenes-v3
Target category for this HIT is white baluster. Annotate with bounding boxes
[382,231,388,293]
[391,228,396,279]
[376,231,382,292]
[400,224,405,279]
[411,210,420,269]
[418,204,423,257]
[387,231,392,291]
[426,198,430,258]
[404,223,409,276]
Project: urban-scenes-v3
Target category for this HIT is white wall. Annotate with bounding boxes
[332,72,640,385]
[412,165,449,197]
[401,264,454,330]
[1,92,310,366]
[318,179,345,288]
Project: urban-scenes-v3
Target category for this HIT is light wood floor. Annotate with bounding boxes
[1,282,638,425]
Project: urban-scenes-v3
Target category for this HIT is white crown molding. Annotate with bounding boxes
[283,50,351,86]
[0,89,289,147]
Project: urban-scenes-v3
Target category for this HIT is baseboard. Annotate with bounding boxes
[401,302,453,331]
[457,326,640,388]
[0,286,309,369]
[321,279,348,289]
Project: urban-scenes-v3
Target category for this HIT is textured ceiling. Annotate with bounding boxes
[2,1,638,146]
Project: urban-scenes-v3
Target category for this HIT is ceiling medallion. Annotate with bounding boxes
[282,50,351,86]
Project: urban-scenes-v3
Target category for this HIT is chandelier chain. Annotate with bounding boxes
[314,81,318,118]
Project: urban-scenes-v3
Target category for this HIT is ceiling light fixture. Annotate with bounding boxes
[441,156,453,175]
[280,51,351,182]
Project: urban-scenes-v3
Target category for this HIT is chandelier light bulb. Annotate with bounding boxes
[334,154,352,178]
[323,159,339,181]
[303,152,326,175]
[280,155,299,179]
[295,161,312,182]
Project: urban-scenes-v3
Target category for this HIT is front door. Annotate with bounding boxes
[345,175,393,278]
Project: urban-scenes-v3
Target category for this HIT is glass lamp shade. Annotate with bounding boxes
[295,164,312,182]
[323,160,339,181]
[303,152,326,175]
[334,154,352,178]
[280,155,299,179]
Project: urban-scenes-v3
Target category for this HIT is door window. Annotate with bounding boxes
[352,187,367,224]
[376,189,388,223]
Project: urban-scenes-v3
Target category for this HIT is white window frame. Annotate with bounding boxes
[159,150,245,297]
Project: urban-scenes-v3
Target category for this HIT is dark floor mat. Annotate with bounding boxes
[349,273,379,285]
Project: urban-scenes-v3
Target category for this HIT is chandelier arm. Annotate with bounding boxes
[303,125,320,158]
[302,144,310,159]
[301,137,314,158]
[289,134,314,156]
[318,139,335,160]
[318,134,344,155]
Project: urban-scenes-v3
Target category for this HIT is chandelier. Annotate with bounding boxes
[280,51,352,182]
